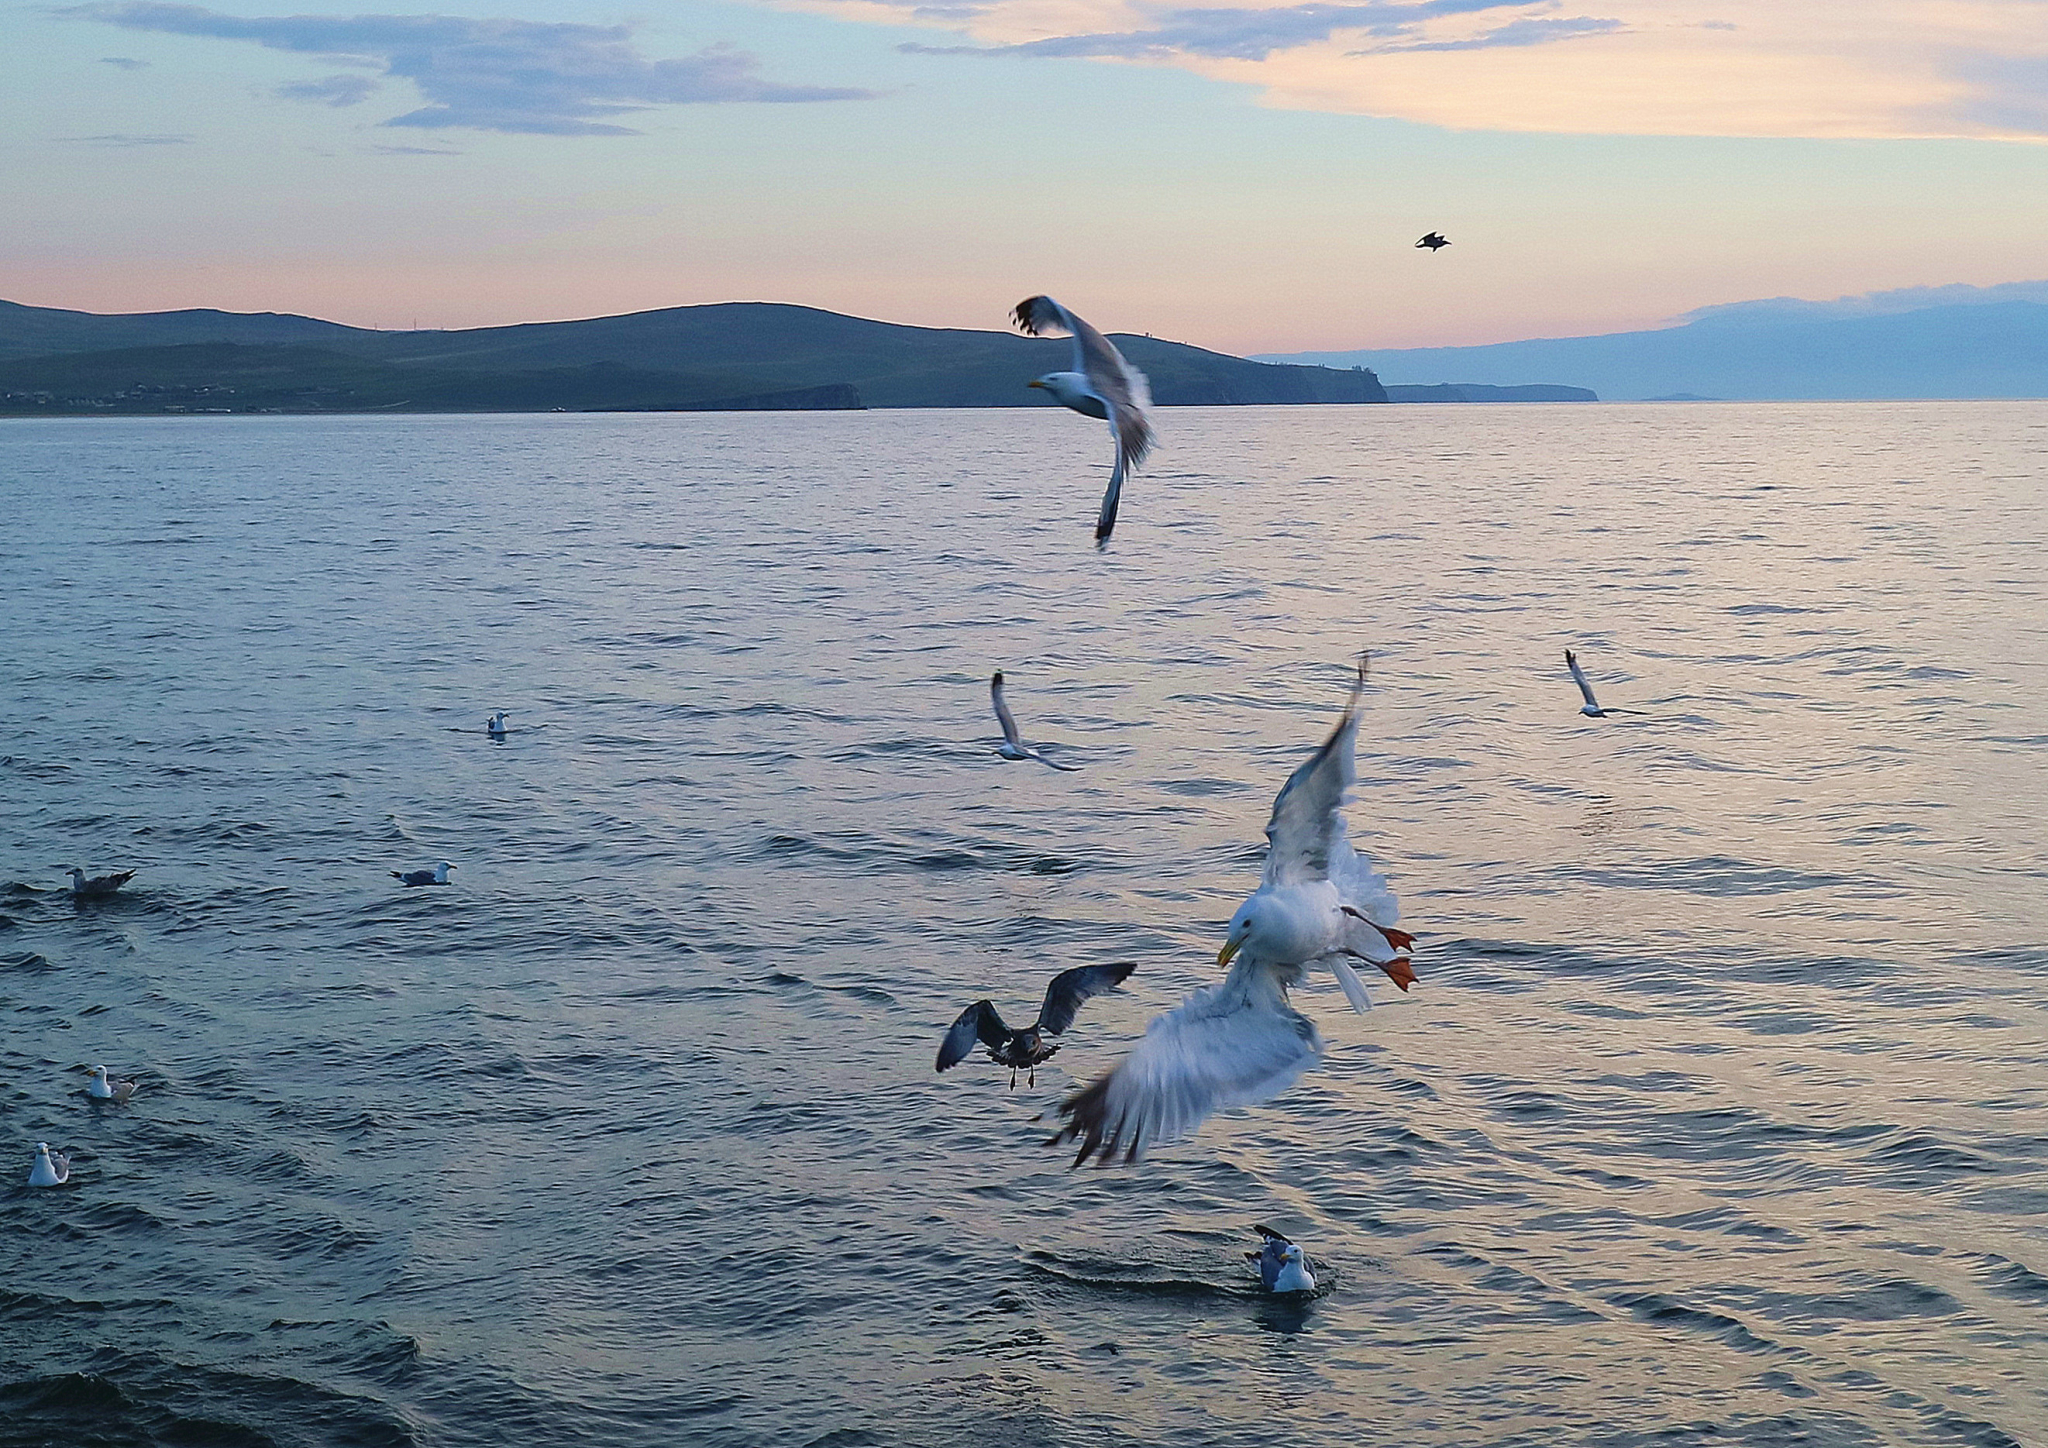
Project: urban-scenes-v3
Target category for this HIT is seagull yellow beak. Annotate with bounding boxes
[1217,938,1242,967]
[1027,379,1046,389]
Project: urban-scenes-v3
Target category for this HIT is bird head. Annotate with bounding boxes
[1217,906,1258,967]
[1281,1244,1305,1264]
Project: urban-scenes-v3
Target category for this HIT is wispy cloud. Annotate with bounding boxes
[278,72,380,106]
[1369,14,1623,53]
[850,0,2048,139]
[904,0,1534,61]
[63,3,877,135]
[54,131,192,144]
[97,53,149,67]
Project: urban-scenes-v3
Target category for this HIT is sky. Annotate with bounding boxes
[7,0,2048,351]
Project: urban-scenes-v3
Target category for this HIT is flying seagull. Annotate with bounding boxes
[64,867,134,899]
[391,862,454,887]
[1416,232,1450,252]
[990,670,1080,772]
[86,1066,137,1103]
[1246,1224,1316,1293]
[1564,649,1639,717]
[1012,295,1156,546]
[1049,659,1415,1165]
[937,962,1135,1087]
[29,1143,71,1188]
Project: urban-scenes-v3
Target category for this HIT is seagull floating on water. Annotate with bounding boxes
[1012,295,1156,546]
[86,1066,138,1103]
[937,962,1135,1087]
[990,671,1081,772]
[391,862,454,887]
[1416,231,1450,252]
[486,711,509,737]
[29,1143,70,1188]
[1247,1225,1317,1293]
[1565,649,1639,718]
[64,867,134,899]
[1050,659,1415,1165]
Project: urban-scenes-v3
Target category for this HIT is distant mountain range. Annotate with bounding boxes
[0,299,1385,415]
[1383,383,1594,403]
[1257,292,2048,401]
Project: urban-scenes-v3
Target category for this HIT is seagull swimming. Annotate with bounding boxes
[990,670,1081,772]
[86,1066,137,1103]
[1247,1225,1316,1293]
[937,962,1135,1087]
[486,711,509,737]
[391,862,454,887]
[1416,232,1450,252]
[1565,649,1638,717]
[29,1143,70,1188]
[1050,659,1415,1165]
[1012,295,1156,546]
[64,867,134,899]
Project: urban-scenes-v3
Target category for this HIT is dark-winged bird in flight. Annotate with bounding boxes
[936,962,1136,1087]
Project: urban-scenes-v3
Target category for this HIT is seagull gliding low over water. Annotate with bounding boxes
[990,670,1080,772]
[1565,648,1639,717]
[937,962,1136,1087]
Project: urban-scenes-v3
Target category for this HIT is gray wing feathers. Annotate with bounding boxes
[1050,975,1324,1164]
[937,1000,1007,1071]
[1256,1237,1288,1289]
[990,671,1024,749]
[1095,437,1126,543]
[1328,822,1400,925]
[1565,649,1601,710]
[1037,961,1135,1036]
[1260,660,1366,888]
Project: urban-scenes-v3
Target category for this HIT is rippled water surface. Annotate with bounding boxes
[3,404,2046,1448]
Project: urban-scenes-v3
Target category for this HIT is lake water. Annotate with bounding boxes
[2,403,2044,1448]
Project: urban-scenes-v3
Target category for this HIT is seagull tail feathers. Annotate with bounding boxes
[1330,957,1375,1015]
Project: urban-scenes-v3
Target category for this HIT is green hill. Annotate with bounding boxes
[0,342,859,415]
[0,298,1384,414]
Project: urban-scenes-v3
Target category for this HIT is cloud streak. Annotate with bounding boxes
[65,3,876,134]
[278,73,379,106]
[55,131,191,144]
[854,0,2048,140]
[904,0,1544,61]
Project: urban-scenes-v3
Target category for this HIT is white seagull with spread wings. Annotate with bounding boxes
[1050,659,1416,1165]
[1565,648,1639,718]
[1012,295,1156,545]
[990,670,1080,772]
